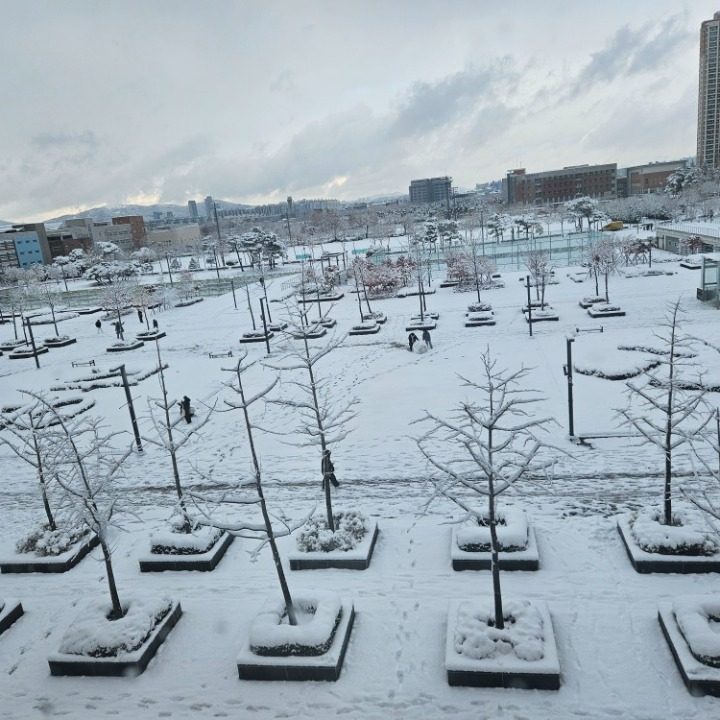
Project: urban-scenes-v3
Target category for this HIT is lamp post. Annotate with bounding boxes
[564,337,575,438]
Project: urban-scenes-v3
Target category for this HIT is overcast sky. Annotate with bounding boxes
[0,1,712,222]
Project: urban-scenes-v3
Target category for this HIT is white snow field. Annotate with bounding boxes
[1,257,720,719]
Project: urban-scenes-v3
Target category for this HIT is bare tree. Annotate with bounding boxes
[101,280,133,340]
[525,248,553,308]
[584,237,619,301]
[266,308,357,532]
[30,394,133,619]
[414,349,554,629]
[619,301,710,527]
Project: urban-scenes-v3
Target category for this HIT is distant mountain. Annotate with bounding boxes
[46,200,251,225]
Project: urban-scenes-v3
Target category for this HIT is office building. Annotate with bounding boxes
[502,164,617,206]
[204,195,215,220]
[112,215,147,249]
[0,223,51,268]
[616,160,687,197]
[698,12,720,168]
[409,177,453,206]
[188,200,199,220]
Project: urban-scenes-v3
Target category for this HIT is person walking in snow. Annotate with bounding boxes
[95,319,102,334]
[322,448,339,488]
[422,328,432,349]
[181,395,192,424]
[113,321,121,339]
[408,332,418,352]
[137,308,143,323]
[152,318,159,331]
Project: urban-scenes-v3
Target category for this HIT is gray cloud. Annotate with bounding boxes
[31,130,98,150]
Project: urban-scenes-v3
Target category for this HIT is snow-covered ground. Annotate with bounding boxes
[1,258,719,719]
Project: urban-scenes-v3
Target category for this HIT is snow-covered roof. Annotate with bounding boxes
[656,222,720,239]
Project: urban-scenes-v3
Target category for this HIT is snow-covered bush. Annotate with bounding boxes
[15,524,88,557]
[454,599,545,661]
[58,597,173,657]
[150,525,222,555]
[249,594,342,656]
[296,511,367,553]
[630,506,717,556]
[456,510,528,552]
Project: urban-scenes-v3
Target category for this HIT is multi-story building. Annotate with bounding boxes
[188,200,199,220]
[112,215,147,249]
[204,195,215,220]
[502,164,617,206]
[616,159,688,197]
[0,236,18,271]
[146,223,202,254]
[409,176,453,206]
[0,224,51,268]
[698,12,720,168]
[92,222,135,253]
[46,231,93,259]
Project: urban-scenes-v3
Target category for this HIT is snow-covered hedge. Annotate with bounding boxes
[630,506,717,556]
[674,596,720,667]
[456,510,528,552]
[15,525,89,557]
[454,599,545,662]
[150,525,222,555]
[249,594,342,657]
[296,511,367,553]
[574,356,660,381]
[59,597,173,658]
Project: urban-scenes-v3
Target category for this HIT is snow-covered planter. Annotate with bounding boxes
[290,327,327,339]
[48,597,182,677]
[139,525,233,572]
[522,307,558,322]
[8,345,48,359]
[659,597,720,696]
[348,321,380,335]
[467,302,492,313]
[237,593,355,681]
[240,330,274,343]
[587,304,625,318]
[320,317,338,328]
[405,319,437,332]
[362,311,386,324]
[0,339,28,352]
[174,297,204,307]
[106,340,144,352]
[136,330,166,341]
[396,287,436,298]
[0,599,24,636]
[297,291,344,303]
[578,295,606,308]
[289,513,379,570]
[573,354,660,381]
[445,599,560,689]
[679,258,703,270]
[1,526,98,574]
[451,510,539,571]
[465,311,495,327]
[43,335,77,348]
[268,321,289,332]
[617,507,720,573]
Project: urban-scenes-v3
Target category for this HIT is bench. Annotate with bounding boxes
[208,351,233,359]
[72,360,95,368]
[573,431,640,447]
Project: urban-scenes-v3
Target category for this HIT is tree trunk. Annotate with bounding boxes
[100,539,124,620]
[604,271,609,303]
[30,417,56,530]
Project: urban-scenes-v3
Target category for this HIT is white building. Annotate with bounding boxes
[655,222,720,254]
[146,224,202,253]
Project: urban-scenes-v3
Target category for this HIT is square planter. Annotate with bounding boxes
[349,323,380,335]
[578,296,606,309]
[445,600,560,690]
[139,531,234,572]
[297,292,344,303]
[240,331,274,343]
[268,322,288,332]
[617,517,720,573]
[523,308,558,322]
[291,328,327,339]
[289,522,379,570]
[465,312,496,327]
[440,280,460,288]
[106,341,144,352]
[0,340,28,352]
[658,603,720,696]
[679,260,702,270]
[0,600,24,636]
[237,599,355,681]
[48,601,182,677]
[43,336,77,348]
[136,331,166,341]
[410,312,439,321]
[405,320,437,332]
[587,305,625,318]
[446,599,560,689]
[1,533,99,574]
[361,313,386,324]
[320,318,338,328]
[451,525,539,571]
[8,345,48,359]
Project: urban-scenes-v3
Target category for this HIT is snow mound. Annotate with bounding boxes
[454,599,545,662]
[150,525,222,555]
[296,511,367,553]
[15,525,88,557]
[59,597,173,657]
[456,509,529,552]
[631,506,717,556]
[674,596,720,667]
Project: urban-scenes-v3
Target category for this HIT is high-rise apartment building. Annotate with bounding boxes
[204,195,214,220]
[698,12,720,168]
[188,200,199,220]
[409,177,453,206]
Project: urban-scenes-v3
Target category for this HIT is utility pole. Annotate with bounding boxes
[213,202,225,266]
[564,337,575,438]
[525,275,533,338]
[111,363,143,452]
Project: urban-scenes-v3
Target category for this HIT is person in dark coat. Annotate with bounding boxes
[422,328,432,349]
[113,321,121,339]
[408,332,419,351]
[95,319,102,334]
[152,318,159,331]
[181,395,192,423]
[137,309,144,323]
[321,449,339,488]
